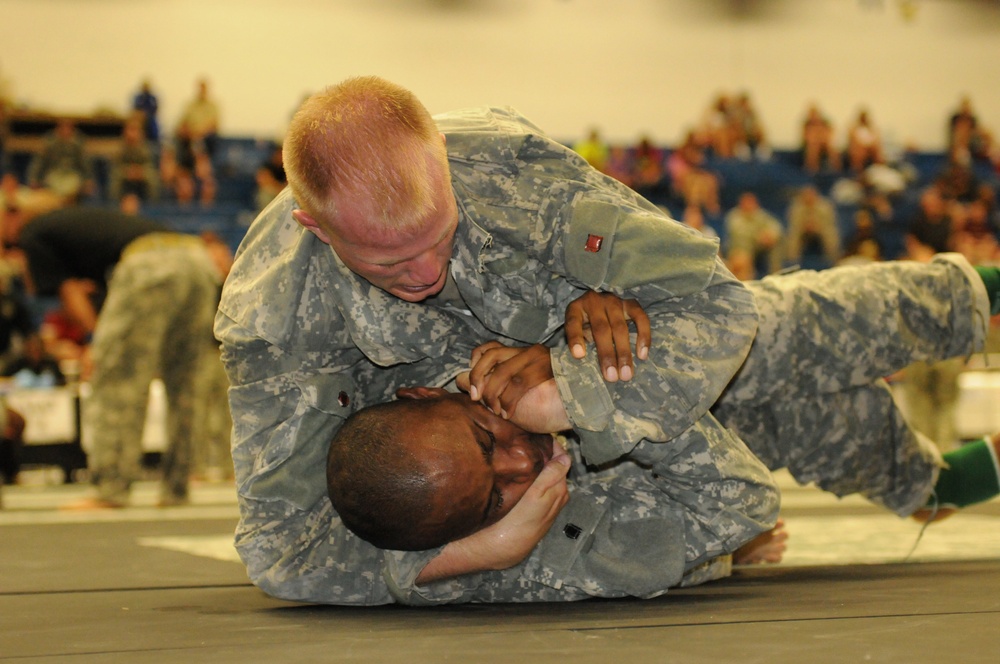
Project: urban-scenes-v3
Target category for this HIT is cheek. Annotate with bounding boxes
[495,482,533,522]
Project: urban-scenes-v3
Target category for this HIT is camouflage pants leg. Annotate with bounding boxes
[155,255,218,502]
[713,254,990,515]
[86,245,217,503]
[191,341,233,478]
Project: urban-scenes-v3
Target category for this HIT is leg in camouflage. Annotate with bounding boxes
[713,253,990,515]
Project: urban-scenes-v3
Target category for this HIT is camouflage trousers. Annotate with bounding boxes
[85,237,219,504]
[714,253,990,516]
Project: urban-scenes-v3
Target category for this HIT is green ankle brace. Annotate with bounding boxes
[930,438,1000,509]
[974,266,1000,316]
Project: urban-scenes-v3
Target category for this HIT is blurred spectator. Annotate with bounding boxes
[109,118,159,204]
[254,144,286,211]
[27,118,94,201]
[679,205,718,241]
[631,135,666,200]
[0,262,34,370]
[3,333,65,388]
[786,185,841,268]
[131,79,161,144]
[724,192,785,277]
[839,209,885,265]
[800,103,841,173]
[573,128,609,173]
[169,78,219,205]
[666,130,720,215]
[0,173,29,212]
[948,95,994,163]
[177,77,220,161]
[602,145,634,188]
[906,184,953,257]
[730,91,770,161]
[953,199,999,265]
[936,147,981,204]
[39,304,88,371]
[725,248,756,281]
[0,61,14,177]
[0,403,25,486]
[700,94,737,159]
[119,192,142,216]
[845,108,884,173]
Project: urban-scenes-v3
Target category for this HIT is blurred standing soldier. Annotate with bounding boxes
[3,205,231,508]
[132,78,160,144]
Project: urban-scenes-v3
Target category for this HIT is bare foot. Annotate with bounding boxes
[60,497,126,511]
[734,518,788,565]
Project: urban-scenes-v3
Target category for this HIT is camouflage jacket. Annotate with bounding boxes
[216,107,769,605]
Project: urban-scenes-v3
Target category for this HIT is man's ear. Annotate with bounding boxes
[396,386,449,401]
[292,209,331,245]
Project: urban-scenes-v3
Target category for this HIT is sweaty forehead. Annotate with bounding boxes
[412,409,494,535]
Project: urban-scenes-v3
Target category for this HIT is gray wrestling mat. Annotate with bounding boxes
[3,474,999,663]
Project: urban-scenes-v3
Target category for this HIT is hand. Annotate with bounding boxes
[564,291,651,382]
[457,369,571,433]
[459,342,553,421]
[416,448,571,583]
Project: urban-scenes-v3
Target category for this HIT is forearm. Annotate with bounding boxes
[552,267,759,465]
[58,280,99,335]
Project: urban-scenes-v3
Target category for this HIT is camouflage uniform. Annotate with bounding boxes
[86,234,221,504]
[714,253,989,516]
[217,107,775,605]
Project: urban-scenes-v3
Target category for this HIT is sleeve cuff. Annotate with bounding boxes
[550,345,628,466]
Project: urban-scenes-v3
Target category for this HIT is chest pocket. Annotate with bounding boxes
[477,251,559,342]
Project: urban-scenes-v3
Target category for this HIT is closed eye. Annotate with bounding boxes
[475,424,496,462]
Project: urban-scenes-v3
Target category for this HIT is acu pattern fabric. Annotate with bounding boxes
[217,106,775,605]
[713,253,990,516]
[86,234,221,504]
[215,107,989,606]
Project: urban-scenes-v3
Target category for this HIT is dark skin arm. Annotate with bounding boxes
[466,291,651,420]
[58,278,99,335]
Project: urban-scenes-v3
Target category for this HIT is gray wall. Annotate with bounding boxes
[1,0,997,149]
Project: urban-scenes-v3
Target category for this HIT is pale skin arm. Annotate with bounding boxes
[415,446,571,584]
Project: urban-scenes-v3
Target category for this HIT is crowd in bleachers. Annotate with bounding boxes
[573,93,1000,282]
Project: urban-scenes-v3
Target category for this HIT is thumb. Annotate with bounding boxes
[532,452,571,493]
[455,371,471,394]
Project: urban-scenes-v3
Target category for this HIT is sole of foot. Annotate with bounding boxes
[734,518,789,565]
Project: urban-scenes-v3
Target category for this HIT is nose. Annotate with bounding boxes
[493,445,540,483]
[405,250,445,285]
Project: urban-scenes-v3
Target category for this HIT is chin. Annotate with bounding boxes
[393,283,445,302]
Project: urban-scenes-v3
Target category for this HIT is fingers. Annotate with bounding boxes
[520,453,570,520]
[564,291,653,383]
[469,341,522,404]
[564,298,589,359]
[623,298,651,361]
[473,345,553,418]
[455,371,471,394]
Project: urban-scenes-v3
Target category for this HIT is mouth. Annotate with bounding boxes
[397,271,447,298]
[537,434,556,464]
